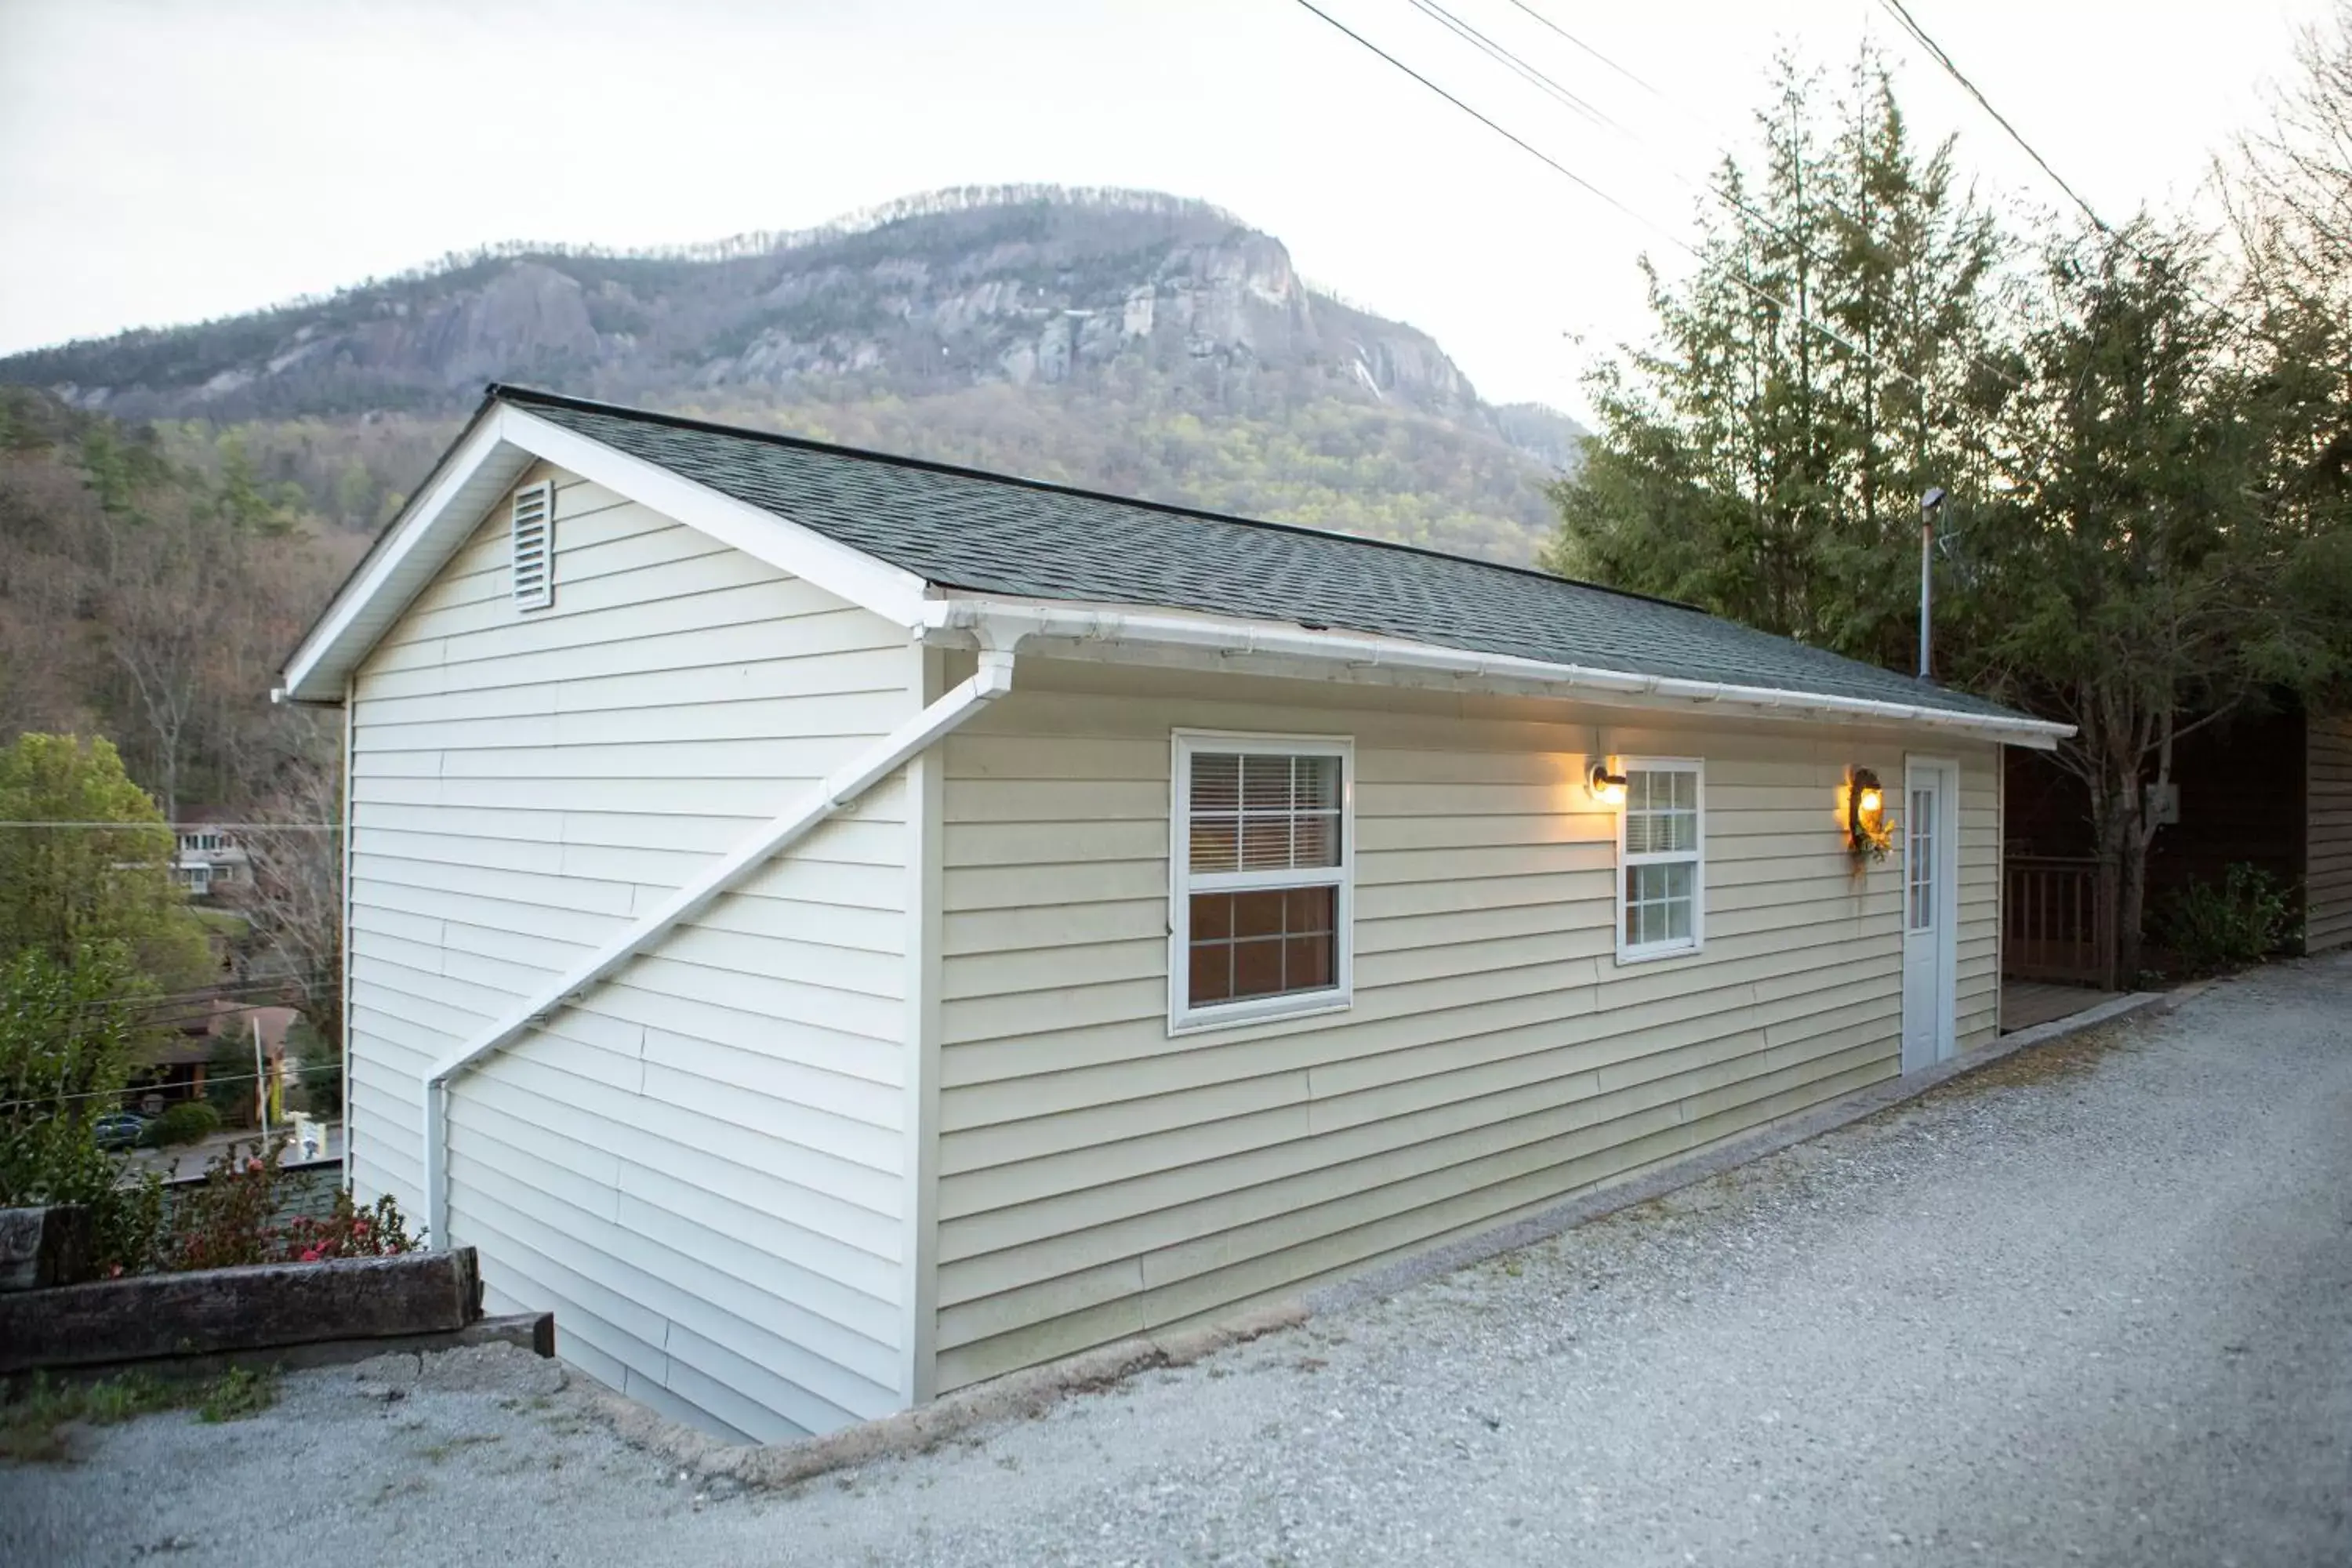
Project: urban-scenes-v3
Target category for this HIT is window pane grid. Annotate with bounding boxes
[1189,753,1342,874]
[1620,764,1700,956]
[1180,742,1348,1019]
[1187,887,1337,1006]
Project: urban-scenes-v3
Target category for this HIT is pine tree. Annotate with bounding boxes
[1544,50,2003,669]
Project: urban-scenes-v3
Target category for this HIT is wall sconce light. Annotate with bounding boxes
[1847,767,1892,864]
[1587,759,1628,807]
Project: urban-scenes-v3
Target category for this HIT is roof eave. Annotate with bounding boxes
[920,594,2074,749]
[275,394,934,703]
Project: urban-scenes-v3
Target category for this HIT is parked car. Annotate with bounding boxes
[93,1111,148,1151]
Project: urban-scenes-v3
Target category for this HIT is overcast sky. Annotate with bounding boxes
[0,0,2328,418]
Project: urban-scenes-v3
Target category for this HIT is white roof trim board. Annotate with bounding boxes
[276,402,931,702]
[277,389,2071,749]
[916,597,2074,746]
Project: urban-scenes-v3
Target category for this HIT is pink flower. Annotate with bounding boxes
[299,1247,321,1262]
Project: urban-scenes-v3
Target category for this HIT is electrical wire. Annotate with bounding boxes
[0,1060,337,1115]
[1406,0,1944,347]
[76,975,334,1013]
[1873,0,2113,234]
[1871,0,2255,341]
[0,821,341,831]
[1288,0,1937,392]
[1498,0,1662,100]
[1406,0,1621,133]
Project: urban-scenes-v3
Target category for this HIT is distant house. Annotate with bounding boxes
[278,387,2067,1442]
[172,807,252,898]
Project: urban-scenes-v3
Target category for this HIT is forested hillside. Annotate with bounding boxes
[2,187,1583,563]
[0,389,355,819]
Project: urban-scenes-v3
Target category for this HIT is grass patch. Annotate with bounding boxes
[2,1365,280,1463]
[197,1365,278,1423]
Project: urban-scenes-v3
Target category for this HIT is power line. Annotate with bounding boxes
[1289,0,1936,394]
[1499,0,1662,100]
[0,1060,336,1114]
[1872,0,2114,235]
[1872,0,2258,345]
[1407,0,1621,134]
[1406,0,1947,350]
[92,972,334,1009]
[0,821,341,831]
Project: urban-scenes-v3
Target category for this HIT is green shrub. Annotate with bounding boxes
[148,1100,221,1148]
[2156,863,2295,976]
[0,946,166,1272]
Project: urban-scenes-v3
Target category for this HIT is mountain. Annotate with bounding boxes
[0,187,1583,561]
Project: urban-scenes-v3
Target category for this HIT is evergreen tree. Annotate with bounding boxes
[1544,50,2004,667]
[1963,223,2351,980]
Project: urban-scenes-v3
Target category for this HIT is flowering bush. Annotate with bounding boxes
[279,1189,419,1263]
[164,1142,421,1272]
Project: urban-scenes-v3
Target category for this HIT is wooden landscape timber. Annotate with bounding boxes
[0,1244,485,1374]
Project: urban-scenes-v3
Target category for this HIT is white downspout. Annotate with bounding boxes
[420,644,1018,1250]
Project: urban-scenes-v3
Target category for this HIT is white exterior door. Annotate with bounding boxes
[1901,757,1960,1073]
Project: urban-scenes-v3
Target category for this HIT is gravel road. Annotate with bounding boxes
[7,954,2348,1566]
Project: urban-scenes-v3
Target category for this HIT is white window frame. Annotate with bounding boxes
[1615,756,1706,966]
[1168,729,1355,1035]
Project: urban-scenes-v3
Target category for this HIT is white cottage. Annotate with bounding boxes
[278,387,2067,1440]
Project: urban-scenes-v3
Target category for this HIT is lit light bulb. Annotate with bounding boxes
[1859,786,1883,816]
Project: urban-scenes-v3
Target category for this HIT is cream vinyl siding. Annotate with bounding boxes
[345,462,918,1440]
[2307,715,2352,954]
[931,660,1998,1392]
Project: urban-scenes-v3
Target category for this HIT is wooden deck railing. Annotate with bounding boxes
[2004,855,2115,988]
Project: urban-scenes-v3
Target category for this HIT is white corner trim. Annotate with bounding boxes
[920,597,2074,750]
[418,647,1018,1251]
[500,406,931,628]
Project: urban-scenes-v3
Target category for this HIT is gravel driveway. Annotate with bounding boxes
[8,954,2349,1566]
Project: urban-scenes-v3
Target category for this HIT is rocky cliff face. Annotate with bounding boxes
[8,187,1565,447]
[2,187,1584,561]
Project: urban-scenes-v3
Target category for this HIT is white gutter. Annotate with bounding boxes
[917,598,2073,747]
[419,647,1017,1250]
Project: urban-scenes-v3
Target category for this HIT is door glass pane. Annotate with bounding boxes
[1907,786,1936,931]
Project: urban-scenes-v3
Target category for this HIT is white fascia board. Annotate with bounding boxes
[499,405,931,629]
[920,596,2075,750]
[277,399,935,703]
[278,404,527,702]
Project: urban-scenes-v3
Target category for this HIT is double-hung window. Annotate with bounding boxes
[1171,731,1353,1031]
[1617,757,1704,963]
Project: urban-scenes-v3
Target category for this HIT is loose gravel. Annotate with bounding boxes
[7,954,2349,1566]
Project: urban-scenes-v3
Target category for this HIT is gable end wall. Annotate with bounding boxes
[344,462,920,1439]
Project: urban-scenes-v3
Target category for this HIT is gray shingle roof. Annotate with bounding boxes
[501,387,2022,722]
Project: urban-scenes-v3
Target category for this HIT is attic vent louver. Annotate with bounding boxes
[510,481,554,612]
